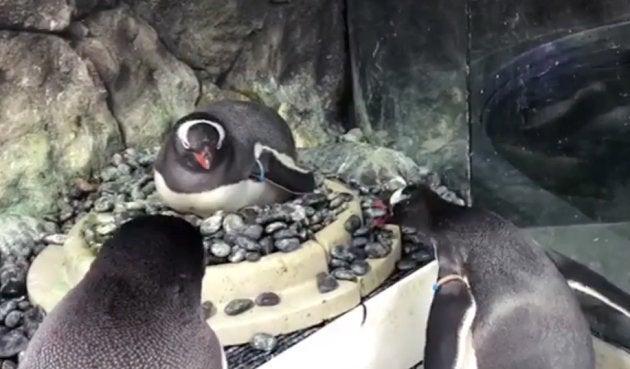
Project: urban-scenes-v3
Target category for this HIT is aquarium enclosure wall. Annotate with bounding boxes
[2,0,630,367]
[352,0,630,290]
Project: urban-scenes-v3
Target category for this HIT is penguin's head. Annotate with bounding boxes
[386,184,434,229]
[96,215,206,289]
[174,112,226,171]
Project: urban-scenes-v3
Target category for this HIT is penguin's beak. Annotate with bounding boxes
[193,150,212,170]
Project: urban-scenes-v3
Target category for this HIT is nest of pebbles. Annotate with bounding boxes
[76,148,357,266]
[0,146,437,368]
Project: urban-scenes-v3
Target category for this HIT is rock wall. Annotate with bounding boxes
[0,0,351,217]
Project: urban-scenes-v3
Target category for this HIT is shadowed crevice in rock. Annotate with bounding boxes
[68,5,200,148]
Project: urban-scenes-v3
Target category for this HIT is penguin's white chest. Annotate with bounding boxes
[154,170,287,217]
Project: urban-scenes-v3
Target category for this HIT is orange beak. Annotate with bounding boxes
[193,151,211,170]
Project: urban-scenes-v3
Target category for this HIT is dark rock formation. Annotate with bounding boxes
[347,0,470,201]
[0,31,123,216]
[126,0,349,147]
[0,0,74,31]
[70,6,199,147]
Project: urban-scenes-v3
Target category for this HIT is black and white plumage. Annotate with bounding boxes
[154,99,315,217]
[545,249,630,350]
[19,215,226,369]
[388,184,594,369]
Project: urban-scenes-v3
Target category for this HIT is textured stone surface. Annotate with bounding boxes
[71,6,199,147]
[299,142,430,190]
[0,0,73,31]
[0,31,122,215]
[347,0,469,201]
[127,0,349,148]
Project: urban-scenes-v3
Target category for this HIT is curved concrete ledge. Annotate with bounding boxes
[26,179,403,346]
[258,261,630,369]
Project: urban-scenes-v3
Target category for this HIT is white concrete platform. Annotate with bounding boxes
[259,261,630,369]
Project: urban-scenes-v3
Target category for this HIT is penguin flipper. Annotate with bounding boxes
[250,144,315,194]
[546,249,630,349]
[424,279,478,369]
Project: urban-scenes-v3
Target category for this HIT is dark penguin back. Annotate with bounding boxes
[19,216,223,369]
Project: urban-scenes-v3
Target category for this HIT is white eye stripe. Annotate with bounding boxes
[176,119,225,149]
[389,187,410,206]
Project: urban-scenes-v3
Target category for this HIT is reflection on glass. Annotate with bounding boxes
[471,22,630,291]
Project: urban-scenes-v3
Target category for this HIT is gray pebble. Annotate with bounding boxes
[344,215,362,233]
[351,237,369,248]
[236,236,261,252]
[316,272,339,293]
[256,210,289,224]
[397,259,419,271]
[250,332,277,352]
[264,221,287,234]
[202,301,216,320]
[228,248,246,263]
[286,205,308,223]
[224,299,254,316]
[240,224,264,240]
[403,243,422,254]
[200,214,223,235]
[332,268,357,282]
[273,228,299,239]
[255,292,281,306]
[348,246,367,260]
[4,311,21,329]
[17,300,30,311]
[301,193,327,206]
[0,330,28,358]
[210,241,232,258]
[245,251,262,262]
[259,237,274,255]
[353,227,370,237]
[309,213,323,225]
[223,214,245,235]
[274,238,301,253]
[331,245,354,262]
[330,258,350,269]
[411,250,434,263]
[351,260,371,276]
[365,242,391,259]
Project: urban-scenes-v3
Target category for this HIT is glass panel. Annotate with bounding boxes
[347,0,470,200]
[470,2,630,291]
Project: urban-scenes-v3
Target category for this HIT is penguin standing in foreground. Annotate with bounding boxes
[154,99,315,217]
[19,215,226,369]
[388,184,595,369]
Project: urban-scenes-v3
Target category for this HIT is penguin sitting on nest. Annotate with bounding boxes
[154,99,316,217]
[387,184,595,369]
[20,215,226,369]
